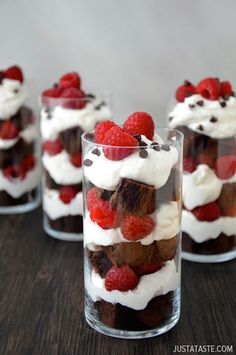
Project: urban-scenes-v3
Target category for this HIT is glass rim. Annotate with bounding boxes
[81,127,184,149]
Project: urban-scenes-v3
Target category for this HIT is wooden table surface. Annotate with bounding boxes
[0,208,235,355]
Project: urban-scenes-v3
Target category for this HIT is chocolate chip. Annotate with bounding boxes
[139,141,148,148]
[223,94,230,101]
[210,116,218,123]
[139,150,148,158]
[215,77,220,82]
[92,148,101,156]
[152,145,161,151]
[151,142,159,146]
[184,80,191,86]
[161,145,170,151]
[196,100,204,106]
[87,93,96,99]
[169,116,173,122]
[134,134,142,142]
[198,124,204,131]
[231,91,235,97]
[95,101,106,110]
[14,89,19,94]
[219,101,226,108]
[53,83,58,88]
[84,159,93,167]
[189,104,195,109]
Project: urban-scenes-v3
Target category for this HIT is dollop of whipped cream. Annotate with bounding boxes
[182,210,236,243]
[84,135,178,190]
[43,189,83,219]
[42,151,83,185]
[169,94,236,138]
[0,79,28,119]
[0,164,40,198]
[183,164,222,209]
[85,259,180,310]
[84,202,180,248]
[40,99,112,141]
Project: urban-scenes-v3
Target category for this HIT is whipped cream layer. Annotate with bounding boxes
[0,164,40,198]
[84,135,178,190]
[85,259,180,310]
[41,99,112,141]
[42,151,82,185]
[183,164,222,209]
[169,94,236,139]
[43,189,83,219]
[183,164,236,209]
[182,210,236,243]
[0,123,38,150]
[0,79,28,119]
[84,202,180,248]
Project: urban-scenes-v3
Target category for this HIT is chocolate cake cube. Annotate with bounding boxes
[87,249,112,278]
[110,178,155,216]
[156,236,178,262]
[217,183,236,217]
[95,300,118,328]
[59,126,84,154]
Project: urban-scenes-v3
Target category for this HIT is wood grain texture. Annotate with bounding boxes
[0,209,235,355]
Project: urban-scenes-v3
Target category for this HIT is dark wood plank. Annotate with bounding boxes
[0,209,235,355]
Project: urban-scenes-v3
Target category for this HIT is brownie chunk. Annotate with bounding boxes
[110,178,155,216]
[87,249,112,278]
[59,126,84,154]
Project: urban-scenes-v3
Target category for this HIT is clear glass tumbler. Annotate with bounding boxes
[178,126,236,263]
[82,128,183,338]
[40,93,111,241]
[0,76,40,214]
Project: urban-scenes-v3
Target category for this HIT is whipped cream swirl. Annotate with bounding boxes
[169,94,236,139]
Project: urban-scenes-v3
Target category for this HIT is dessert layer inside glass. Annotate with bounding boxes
[83,113,182,333]
[169,78,236,256]
[0,66,40,208]
[40,72,111,235]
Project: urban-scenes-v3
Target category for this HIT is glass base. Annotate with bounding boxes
[44,216,83,242]
[0,188,41,214]
[182,249,236,263]
[85,308,180,339]
[85,289,180,339]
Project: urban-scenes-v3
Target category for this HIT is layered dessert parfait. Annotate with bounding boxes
[40,71,111,240]
[82,112,183,338]
[168,77,236,262]
[0,65,40,213]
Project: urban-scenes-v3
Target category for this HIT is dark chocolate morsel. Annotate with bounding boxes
[188,104,195,109]
[169,116,173,121]
[139,150,148,158]
[134,135,142,142]
[210,116,218,123]
[184,80,191,86]
[92,148,101,156]
[84,159,93,167]
[219,101,226,108]
[196,100,204,106]
[198,124,204,131]
[139,141,148,148]
[95,101,106,110]
[161,145,170,152]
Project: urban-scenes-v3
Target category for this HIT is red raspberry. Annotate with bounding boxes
[192,202,221,221]
[175,81,196,102]
[43,140,63,156]
[103,126,138,161]
[183,157,197,173]
[59,72,81,89]
[196,77,221,100]
[215,155,236,179]
[0,120,19,139]
[60,88,86,109]
[90,200,118,229]
[105,265,139,292]
[197,152,215,169]
[121,215,155,241]
[95,120,117,144]
[220,81,232,96]
[70,153,82,167]
[123,112,155,140]
[87,187,101,211]
[22,154,36,171]
[4,65,24,83]
[42,87,62,98]
[133,262,163,277]
[3,164,26,180]
[59,186,77,204]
